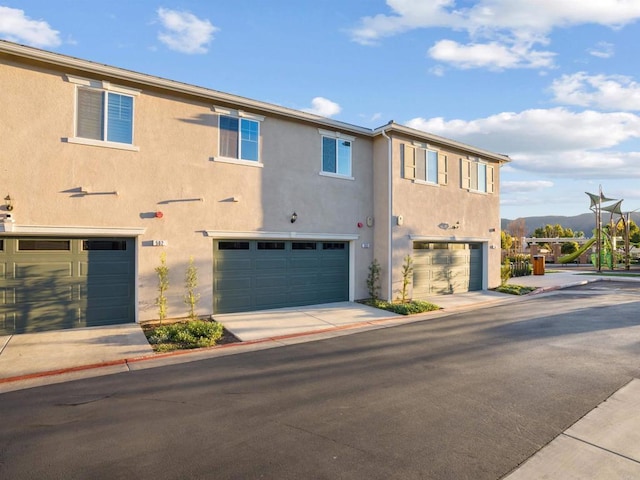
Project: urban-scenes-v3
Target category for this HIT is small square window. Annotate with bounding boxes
[322,136,352,177]
[219,115,260,162]
[76,88,134,145]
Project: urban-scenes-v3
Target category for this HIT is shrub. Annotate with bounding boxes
[399,255,413,303]
[155,252,169,324]
[367,259,381,301]
[493,284,536,295]
[146,320,224,351]
[500,258,511,286]
[360,299,439,315]
[184,256,200,320]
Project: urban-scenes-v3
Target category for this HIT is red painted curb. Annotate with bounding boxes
[0,358,128,384]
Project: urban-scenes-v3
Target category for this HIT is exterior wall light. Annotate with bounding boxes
[291,212,298,223]
[4,195,13,211]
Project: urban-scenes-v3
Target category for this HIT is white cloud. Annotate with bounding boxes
[550,72,640,111]
[405,108,640,178]
[350,0,640,70]
[428,40,555,70]
[406,108,640,154]
[501,180,554,194]
[303,97,342,118]
[0,6,61,47]
[588,41,615,58]
[157,8,217,54]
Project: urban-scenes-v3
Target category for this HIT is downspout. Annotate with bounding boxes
[381,128,393,301]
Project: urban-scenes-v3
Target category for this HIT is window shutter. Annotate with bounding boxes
[437,153,448,185]
[77,88,104,140]
[487,165,495,193]
[460,158,471,189]
[402,144,416,179]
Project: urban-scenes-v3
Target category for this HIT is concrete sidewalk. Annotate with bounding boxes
[504,378,640,479]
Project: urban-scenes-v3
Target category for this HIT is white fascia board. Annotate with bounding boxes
[205,231,359,241]
[0,224,146,236]
[409,235,490,243]
[374,122,511,164]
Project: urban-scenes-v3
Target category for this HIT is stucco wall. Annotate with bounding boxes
[386,132,503,298]
[1,58,374,320]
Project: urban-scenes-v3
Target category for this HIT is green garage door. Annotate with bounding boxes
[413,242,482,296]
[0,237,135,334]
[213,240,349,313]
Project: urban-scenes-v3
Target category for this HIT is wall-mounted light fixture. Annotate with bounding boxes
[438,221,460,230]
[291,212,298,223]
[4,195,13,211]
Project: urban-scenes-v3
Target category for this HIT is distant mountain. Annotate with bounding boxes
[501,212,640,236]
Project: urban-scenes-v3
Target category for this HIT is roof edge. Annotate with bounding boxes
[374,121,511,163]
[0,40,372,136]
[1,40,511,162]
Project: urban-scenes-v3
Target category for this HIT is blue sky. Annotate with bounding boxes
[3,1,640,219]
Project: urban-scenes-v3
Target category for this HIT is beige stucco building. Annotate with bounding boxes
[0,40,510,334]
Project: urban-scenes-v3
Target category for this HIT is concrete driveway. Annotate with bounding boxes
[212,301,402,341]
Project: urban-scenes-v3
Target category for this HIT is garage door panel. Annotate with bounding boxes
[15,285,74,303]
[290,273,320,286]
[0,312,14,332]
[413,242,482,298]
[14,307,81,333]
[289,258,321,270]
[84,305,130,326]
[215,258,252,272]
[79,261,131,277]
[14,262,72,279]
[213,240,349,314]
[215,276,252,291]
[80,282,130,300]
[0,237,135,334]
[254,275,288,288]
[255,258,287,270]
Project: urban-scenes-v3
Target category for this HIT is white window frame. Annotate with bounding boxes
[65,75,140,151]
[462,156,494,194]
[213,107,264,168]
[402,143,448,186]
[319,129,355,180]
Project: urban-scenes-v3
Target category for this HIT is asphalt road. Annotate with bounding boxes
[1,282,639,480]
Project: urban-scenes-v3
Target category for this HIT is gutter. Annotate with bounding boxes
[381,128,393,301]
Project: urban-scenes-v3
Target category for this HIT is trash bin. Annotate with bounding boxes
[533,255,545,275]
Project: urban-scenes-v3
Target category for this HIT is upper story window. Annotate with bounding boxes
[214,107,264,167]
[66,75,140,151]
[462,157,494,193]
[402,143,448,185]
[220,116,259,161]
[319,129,354,179]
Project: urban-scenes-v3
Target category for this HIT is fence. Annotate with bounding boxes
[509,258,531,277]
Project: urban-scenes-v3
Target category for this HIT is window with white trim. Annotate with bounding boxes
[219,115,260,162]
[320,130,354,177]
[461,157,494,193]
[401,143,448,185]
[66,75,139,149]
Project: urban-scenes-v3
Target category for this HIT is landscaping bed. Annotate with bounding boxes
[358,299,440,315]
[141,318,240,352]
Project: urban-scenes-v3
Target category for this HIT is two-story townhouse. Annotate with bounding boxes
[0,40,509,334]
